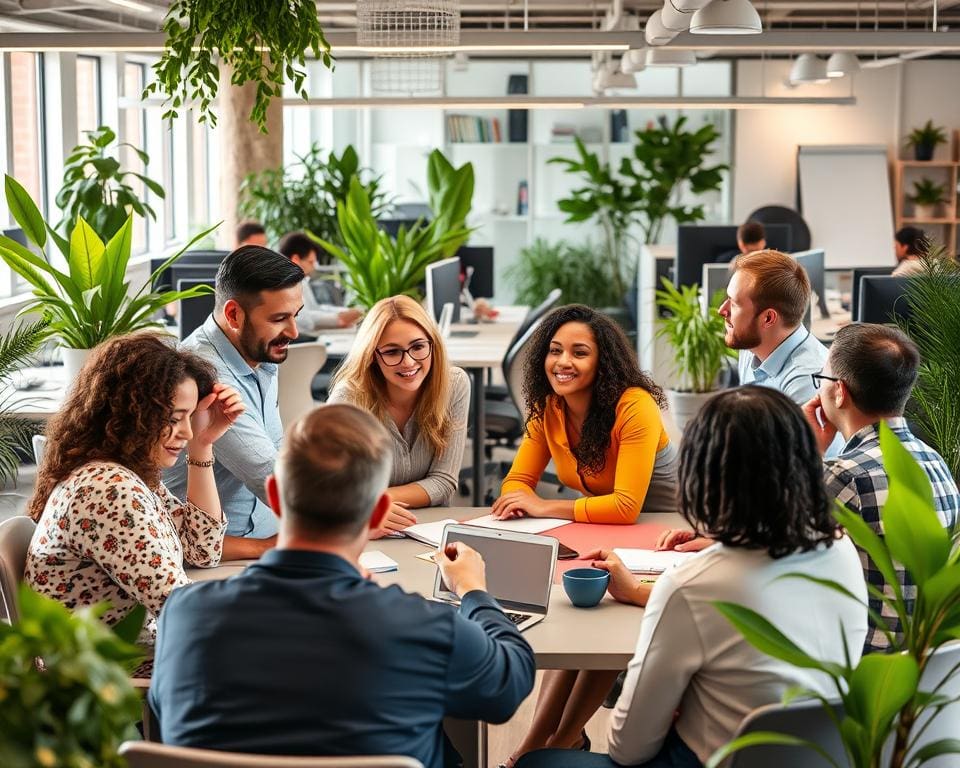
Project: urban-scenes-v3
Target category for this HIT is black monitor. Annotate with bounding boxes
[153,250,227,291]
[850,267,894,321]
[856,276,913,325]
[675,223,792,288]
[166,263,221,293]
[177,278,216,340]
[792,249,829,320]
[458,246,494,299]
[425,257,462,324]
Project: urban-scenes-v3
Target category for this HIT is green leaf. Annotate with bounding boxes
[5,174,47,249]
[68,218,106,292]
[845,653,918,749]
[907,738,960,766]
[706,731,842,768]
[110,602,146,645]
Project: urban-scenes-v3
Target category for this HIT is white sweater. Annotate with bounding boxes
[607,536,867,765]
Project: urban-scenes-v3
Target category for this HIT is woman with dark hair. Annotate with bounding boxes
[509,387,868,768]
[492,304,678,525]
[24,332,244,644]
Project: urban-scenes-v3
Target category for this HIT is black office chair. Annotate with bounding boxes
[747,205,812,252]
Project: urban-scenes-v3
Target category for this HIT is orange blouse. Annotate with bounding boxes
[501,387,676,524]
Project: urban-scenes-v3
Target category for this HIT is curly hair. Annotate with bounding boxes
[679,387,837,558]
[522,304,666,476]
[27,333,217,521]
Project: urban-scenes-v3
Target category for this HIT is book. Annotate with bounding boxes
[612,548,700,574]
[359,550,399,573]
[402,519,460,547]
[465,514,572,535]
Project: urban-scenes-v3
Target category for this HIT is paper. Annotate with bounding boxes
[402,519,460,547]
[359,550,399,573]
[465,514,574,534]
[416,551,440,564]
[613,548,698,574]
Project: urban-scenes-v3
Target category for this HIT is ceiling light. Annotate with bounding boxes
[826,51,861,78]
[689,0,762,34]
[790,54,830,84]
[644,10,678,46]
[620,48,647,74]
[645,48,697,67]
[599,67,638,91]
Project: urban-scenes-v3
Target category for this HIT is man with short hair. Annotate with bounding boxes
[803,322,960,652]
[277,231,362,332]
[719,249,826,404]
[150,405,536,766]
[235,220,268,248]
[164,245,304,559]
[718,220,766,264]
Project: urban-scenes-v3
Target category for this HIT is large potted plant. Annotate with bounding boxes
[709,424,960,768]
[0,175,215,379]
[0,319,48,491]
[506,238,623,309]
[0,585,145,767]
[238,144,389,253]
[905,120,948,162]
[55,125,164,240]
[655,278,735,430]
[145,0,331,132]
[908,178,948,220]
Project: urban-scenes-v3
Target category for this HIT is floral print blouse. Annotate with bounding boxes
[24,461,227,643]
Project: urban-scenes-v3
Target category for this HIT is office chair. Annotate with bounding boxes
[0,516,36,623]
[747,205,812,252]
[119,743,424,768]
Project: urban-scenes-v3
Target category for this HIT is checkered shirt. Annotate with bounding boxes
[823,418,960,653]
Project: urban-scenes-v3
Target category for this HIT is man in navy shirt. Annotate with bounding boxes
[149,404,535,767]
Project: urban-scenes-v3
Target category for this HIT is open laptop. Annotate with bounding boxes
[434,524,559,632]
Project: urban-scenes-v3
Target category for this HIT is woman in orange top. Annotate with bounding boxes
[492,304,678,524]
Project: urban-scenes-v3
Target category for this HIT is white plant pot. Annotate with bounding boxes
[666,389,719,432]
[913,203,942,220]
[61,347,94,384]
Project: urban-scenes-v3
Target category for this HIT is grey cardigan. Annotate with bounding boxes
[327,367,471,506]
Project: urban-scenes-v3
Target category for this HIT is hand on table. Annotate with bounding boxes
[582,549,649,607]
[370,501,417,539]
[655,529,713,552]
[189,384,246,447]
[337,308,363,328]
[436,541,487,598]
[491,490,550,519]
[801,394,839,455]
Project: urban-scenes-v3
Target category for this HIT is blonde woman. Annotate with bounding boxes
[327,295,470,535]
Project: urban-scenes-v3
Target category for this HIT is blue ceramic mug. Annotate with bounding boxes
[562,567,610,608]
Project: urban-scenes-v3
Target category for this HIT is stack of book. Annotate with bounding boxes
[447,114,503,143]
[550,123,578,143]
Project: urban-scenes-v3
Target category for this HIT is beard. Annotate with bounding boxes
[238,322,293,364]
[724,321,763,351]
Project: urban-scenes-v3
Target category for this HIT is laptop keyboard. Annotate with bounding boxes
[506,611,532,626]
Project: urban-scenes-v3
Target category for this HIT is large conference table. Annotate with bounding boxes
[187,507,685,768]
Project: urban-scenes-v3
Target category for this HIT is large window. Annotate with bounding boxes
[7,52,44,212]
[121,61,147,251]
[75,55,101,136]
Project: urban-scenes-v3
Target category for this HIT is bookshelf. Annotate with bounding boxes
[893,132,960,255]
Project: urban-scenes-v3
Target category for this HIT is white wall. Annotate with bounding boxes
[732,58,960,222]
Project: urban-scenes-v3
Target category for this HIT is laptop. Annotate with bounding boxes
[434,524,559,632]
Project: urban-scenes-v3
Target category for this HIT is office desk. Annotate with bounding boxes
[2,365,69,420]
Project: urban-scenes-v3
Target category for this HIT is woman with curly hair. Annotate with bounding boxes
[24,332,244,644]
[493,304,678,524]
[506,388,867,768]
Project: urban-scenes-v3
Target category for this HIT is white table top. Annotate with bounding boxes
[187,507,686,670]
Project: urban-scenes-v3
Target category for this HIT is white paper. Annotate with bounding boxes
[402,519,460,547]
[359,550,399,573]
[465,514,574,534]
[613,548,698,574]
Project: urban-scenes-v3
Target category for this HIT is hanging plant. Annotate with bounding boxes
[145,0,333,133]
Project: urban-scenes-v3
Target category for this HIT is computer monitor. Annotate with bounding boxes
[700,263,732,316]
[153,251,227,291]
[856,276,915,325]
[791,248,829,320]
[177,279,215,340]
[675,223,792,289]
[425,257,462,324]
[850,267,894,322]
[458,246,494,299]
[166,263,221,294]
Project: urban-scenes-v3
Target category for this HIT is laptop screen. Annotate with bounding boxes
[436,527,556,613]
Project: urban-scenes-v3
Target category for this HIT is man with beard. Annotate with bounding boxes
[164,245,304,560]
[718,249,827,405]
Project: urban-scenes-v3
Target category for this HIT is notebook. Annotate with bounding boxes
[359,550,398,573]
[402,519,460,547]
[612,548,699,574]
[465,514,573,535]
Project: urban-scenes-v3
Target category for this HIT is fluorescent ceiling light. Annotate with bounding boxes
[620,48,647,74]
[283,96,855,110]
[790,53,830,84]
[104,0,156,13]
[645,48,697,67]
[826,51,861,77]
[689,0,762,35]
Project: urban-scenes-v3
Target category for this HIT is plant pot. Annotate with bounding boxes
[913,203,942,220]
[61,347,94,383]
[914,143,935,162]
[667,389,719,432]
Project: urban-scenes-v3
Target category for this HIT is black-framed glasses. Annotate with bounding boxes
[811,372,841,389]
[376,340,433,367]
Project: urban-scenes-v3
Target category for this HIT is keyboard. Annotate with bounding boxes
[506,611,533,626]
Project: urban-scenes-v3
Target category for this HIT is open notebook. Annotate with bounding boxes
[613,548,700,574]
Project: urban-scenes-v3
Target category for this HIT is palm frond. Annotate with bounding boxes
[0,319,48,381]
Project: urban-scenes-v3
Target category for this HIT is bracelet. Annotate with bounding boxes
[186,456,215,468]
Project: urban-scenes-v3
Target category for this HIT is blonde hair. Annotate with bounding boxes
[331,295,453,456]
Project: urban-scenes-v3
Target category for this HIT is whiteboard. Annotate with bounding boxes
[797,145,896,269]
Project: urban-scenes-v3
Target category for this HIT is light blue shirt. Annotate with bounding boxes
[163,315,282,539]
[737,324,828,405]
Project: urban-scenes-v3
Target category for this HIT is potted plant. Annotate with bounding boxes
[506,238,623,309]
[655,278,735,429]
[426,149,476,258]
[0,175,216,380]
[0,319,48,490]
[0,585,145,767]
[709,424,960,768]
[238,144,389,253]
[906,120,948,162]
[145,0,332,132]
[55,125,164,240]
[909,178,948,220]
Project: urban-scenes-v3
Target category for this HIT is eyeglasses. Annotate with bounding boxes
[376,340,433,367]
[811,372,841,389]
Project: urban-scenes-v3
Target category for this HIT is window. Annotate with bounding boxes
[121,61,148,251]
[75,55,101,136]
[7,52,44,212]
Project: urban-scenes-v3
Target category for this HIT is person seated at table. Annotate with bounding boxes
[327,295,470,534]
[24,333,244,644]
[492,304,678,525]
[506,387,868,768]
[148,404,535,767]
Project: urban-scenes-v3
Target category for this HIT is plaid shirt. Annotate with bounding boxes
[823,418,960,653]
